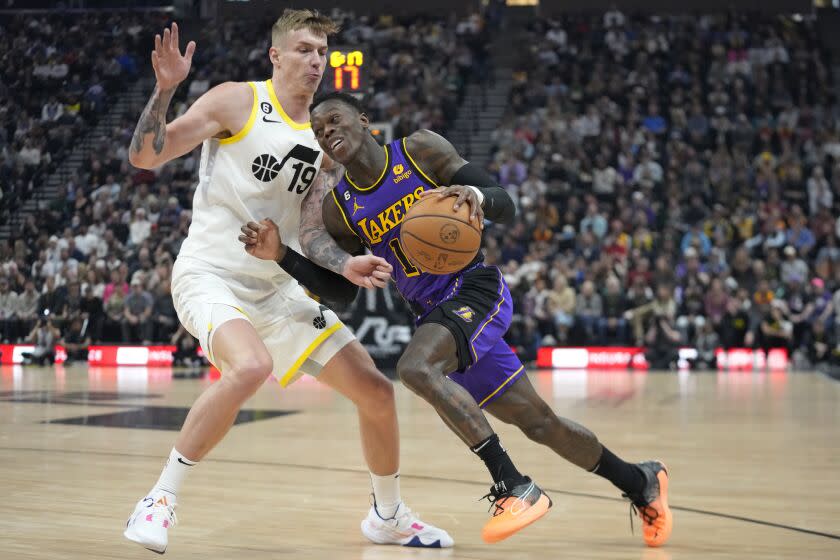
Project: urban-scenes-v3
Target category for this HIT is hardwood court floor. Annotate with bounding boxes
[0,365,838,559]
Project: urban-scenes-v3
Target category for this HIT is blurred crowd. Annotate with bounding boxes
[3,8,840,370]
[481,11,840,369]
[0,12,165,224]
[0,9,489,366]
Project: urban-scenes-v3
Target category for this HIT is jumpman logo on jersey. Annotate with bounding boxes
[352,197,365,216]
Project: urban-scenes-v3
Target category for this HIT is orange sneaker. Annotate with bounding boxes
[624,461,673,547]
[480,477,552,543]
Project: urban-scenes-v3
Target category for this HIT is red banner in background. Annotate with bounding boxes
[538,346,789,371]
[0,344,66,364]
[715,348,788,371]
[537,347,647,369]
[0,343,792,371]
[87,345,176,366]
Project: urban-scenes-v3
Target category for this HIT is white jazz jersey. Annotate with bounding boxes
[171,80,354,384]
[179,79,324,289]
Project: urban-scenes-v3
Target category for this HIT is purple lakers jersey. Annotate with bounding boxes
[331,138,480,311]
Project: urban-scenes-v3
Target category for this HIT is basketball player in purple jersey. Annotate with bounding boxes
[242,92,673,546]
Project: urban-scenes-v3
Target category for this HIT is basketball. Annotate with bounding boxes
[400,194,482,274]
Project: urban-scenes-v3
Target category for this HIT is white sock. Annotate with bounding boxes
[150,448,197,499]
[370,471,401,519]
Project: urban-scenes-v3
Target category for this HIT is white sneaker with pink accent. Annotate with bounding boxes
[361,502,454,548]
[124,494,178,554]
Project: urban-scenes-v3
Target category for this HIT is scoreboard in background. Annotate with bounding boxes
[325,47,392,143]
[329,48,365,93]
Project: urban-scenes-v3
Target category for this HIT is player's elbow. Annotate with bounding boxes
[496,202,516,225]
[129,151,155,170]
[486,187,516,225]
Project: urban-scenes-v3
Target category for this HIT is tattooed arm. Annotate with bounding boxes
[299,157,393,287]
[129,23,248,169]
[299,160,354,272]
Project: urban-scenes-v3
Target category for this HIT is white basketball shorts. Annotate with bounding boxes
[171,256,355,386]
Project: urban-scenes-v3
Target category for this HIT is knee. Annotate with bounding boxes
[225,354,274,392]
[374,373,395,404]
[358,366,395,411]
[396,355,432,395]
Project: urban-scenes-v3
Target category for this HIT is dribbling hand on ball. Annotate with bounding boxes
[420,185,484,228]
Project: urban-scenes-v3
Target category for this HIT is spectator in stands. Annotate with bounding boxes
[704,277,730,331]
[103,268,128,305]
[807,166,831,216]
[128,207,152,247]
[121,277,153,344]
[693,321,720,369]
[643,292,682,369]
[102,279,125,343]
[61,316,92,364]
[64,281,84,324]
[628,283,677,346]
[38,275,66,326]
[0,277,18,342]
[720,295,755,349]
[15,280,39,343]
[546,274,576,344]
[808,277,834,334]
[681,224,712,258]
[804,318,837,367]
[41,96,64,122]
[760,301,794,352]
[21,316,61,366]
[575,280,602,343]
[152,282,178,343]
[171,324,200,367]
[80,284,104,343]
[781,245,809,285]
[600,275,627,344]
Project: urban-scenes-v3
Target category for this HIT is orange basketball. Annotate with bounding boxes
[400,194,482,275]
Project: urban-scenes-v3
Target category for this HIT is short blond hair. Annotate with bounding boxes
[271,9,339,46]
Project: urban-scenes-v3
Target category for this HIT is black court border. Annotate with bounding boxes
[0,446,836,542]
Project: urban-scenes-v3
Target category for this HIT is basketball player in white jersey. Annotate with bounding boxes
[122,11,451,553]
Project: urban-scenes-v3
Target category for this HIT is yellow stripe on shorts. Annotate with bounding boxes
[478,365,525,408]
[277,322,342,387]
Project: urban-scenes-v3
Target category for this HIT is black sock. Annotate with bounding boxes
[590,446,646,496]
[471,433,524,485]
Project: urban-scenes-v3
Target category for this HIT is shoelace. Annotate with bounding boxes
[375,502,421,531]
[622,493,658,535]
[391,505,417,528]
[156,502,179,528]
[480,483,511,518]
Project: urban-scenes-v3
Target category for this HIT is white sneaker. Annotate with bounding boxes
[124,494,178,554]
[361,502,454,548]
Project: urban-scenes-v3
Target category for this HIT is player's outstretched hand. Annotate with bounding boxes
[343,255,393,289]
[420,185,484,227]
[151,22,196,91]
[239,219,285,261]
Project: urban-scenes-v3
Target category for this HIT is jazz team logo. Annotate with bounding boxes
[453,306,475,322]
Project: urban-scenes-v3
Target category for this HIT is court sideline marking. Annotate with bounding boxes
[0,445,837,542]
